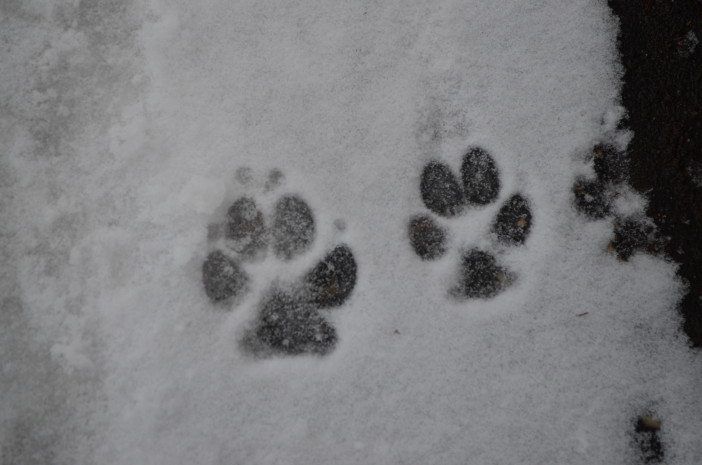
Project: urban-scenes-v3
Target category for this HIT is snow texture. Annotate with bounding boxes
[2,1,701,464]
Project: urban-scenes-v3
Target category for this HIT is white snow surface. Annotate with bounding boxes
[2,1,701,464]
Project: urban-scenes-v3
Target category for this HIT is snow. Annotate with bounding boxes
[2,0,701,464]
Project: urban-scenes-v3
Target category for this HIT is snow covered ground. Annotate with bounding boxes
[2,1,701,464]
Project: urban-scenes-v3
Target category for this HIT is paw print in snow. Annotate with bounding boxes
[201,169,357,356]
[243,245,357,356]
[408,147,532,299]
[572,142,664,260]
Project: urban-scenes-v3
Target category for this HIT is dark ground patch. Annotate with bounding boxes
[608,0,702,346]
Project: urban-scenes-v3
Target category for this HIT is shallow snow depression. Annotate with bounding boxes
[2,0,701,464]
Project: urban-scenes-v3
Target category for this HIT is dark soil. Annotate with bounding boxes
[608,0,702,346]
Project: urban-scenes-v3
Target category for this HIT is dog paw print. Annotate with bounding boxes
[201,169,357,357]
[408,147,532,299]
[572,143,664,260]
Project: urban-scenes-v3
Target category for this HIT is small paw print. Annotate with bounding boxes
[408,147,532,299]
[201,169,357,357]
[572,142,664,260]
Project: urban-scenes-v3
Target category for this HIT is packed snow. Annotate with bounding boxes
[2,0,701,464]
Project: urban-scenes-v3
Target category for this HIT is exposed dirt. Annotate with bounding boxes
[609,0,702,346]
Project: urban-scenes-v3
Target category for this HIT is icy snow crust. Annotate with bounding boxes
[2,1,702,464]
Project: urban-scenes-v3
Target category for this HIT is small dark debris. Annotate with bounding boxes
[492,193,532,245]
[593,143,629,184]
[461,146,500,206]
[420,161,464,217]
[637,416,662,432]
[576,312,589,317]
[573,177,612,219]
[201,250,248,302]
[408,214,447,260]
[226,197,267,260]
[272,195,315,260]
[452,248,512,299]
[634,415,664,463]
[304,245,358,308]
[243,288,336,356]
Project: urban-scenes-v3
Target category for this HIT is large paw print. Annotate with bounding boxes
[408,147,532,299]
[201,169,357,356]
